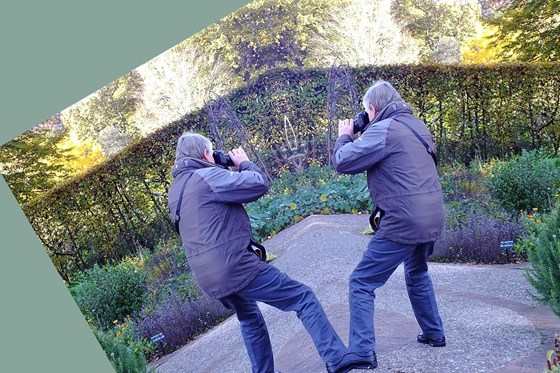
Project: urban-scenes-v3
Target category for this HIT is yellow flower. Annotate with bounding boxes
[120,322,127,329]
[532,207,539,211]
[537,220,542,224]
[116,332,121,337]
[528,215,535,219]
[113,320,118,324]
[290,202,297,210]
[320,194,328,203]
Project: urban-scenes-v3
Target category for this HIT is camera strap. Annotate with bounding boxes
[173,172,194,236]
[394,118,438,167]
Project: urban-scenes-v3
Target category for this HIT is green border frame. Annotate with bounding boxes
[0,2,249,371]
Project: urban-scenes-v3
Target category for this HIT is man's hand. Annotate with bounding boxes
[338,118,355,138]
[228,147,250,168]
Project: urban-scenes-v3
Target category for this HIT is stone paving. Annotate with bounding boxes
[148,214,560,373]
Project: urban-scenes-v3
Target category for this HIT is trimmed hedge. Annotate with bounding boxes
[21,63,560,282]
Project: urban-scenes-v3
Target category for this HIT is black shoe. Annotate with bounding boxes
[326,352,378,373]
[417,332,446,347]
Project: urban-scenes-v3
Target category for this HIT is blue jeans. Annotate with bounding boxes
[348,235,444,354]
[220,264,347,373]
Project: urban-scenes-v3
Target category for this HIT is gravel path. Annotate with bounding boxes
[149,214,559,373]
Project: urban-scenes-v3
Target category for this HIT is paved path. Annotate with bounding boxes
[148,214,560,373]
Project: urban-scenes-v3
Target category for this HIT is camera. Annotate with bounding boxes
[353,110,370,134]
[212,150,235,167]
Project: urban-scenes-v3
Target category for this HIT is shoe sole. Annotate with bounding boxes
[417,338,446,347]
[342,363,377,372]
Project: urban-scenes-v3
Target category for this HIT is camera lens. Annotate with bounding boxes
[353,110,370,134]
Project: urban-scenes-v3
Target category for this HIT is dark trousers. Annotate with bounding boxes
[348,235,444,354]
[220,264,347,373]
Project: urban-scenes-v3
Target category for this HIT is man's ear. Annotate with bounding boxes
[204,148,215,163]
[369,105,376,119]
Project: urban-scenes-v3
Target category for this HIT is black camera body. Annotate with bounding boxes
[212,150,235,167]
[353,110,370,134]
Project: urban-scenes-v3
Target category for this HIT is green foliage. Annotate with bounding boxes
[488,0,560,62]
[142,243,202,313]
[432,195,524,264]
[485,149,560,213]
[525,203,560,317]
[439,160,487,201]
[65,70,144,153]
[247,166,371,241]
[0,117,74,204]
[269,163,337,195]
[391,0,480,62]
[92,320,154,373]
[72,258,148,330]
[191,0,344,83]
[513,211,547,259]
[21,64,560,281]
[443,197,511,231]
[135,292,232,357]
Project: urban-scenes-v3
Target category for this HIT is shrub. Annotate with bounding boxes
[432,202,524,263]
[134,291,232,355]
[443,197,512,231]
[513,211,547,260]
[485,149,560,213]
[269,163,336,195]
[72,258,148,329]
[247,168,371,241]
[142,242,202,313]
[439,160,487,201]
[92,319,154,373]
[525,203,560,317]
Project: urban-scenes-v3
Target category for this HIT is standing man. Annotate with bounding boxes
[168,132,355,373]
[332,81,446,368]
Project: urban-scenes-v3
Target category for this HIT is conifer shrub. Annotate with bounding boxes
[525,203,560,317]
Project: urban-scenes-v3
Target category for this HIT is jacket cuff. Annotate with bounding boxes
[337,134,353,143]
[238,160,255,171]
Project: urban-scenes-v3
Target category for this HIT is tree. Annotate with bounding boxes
[135,39,235,132]
[63,70,144,155]
[461,24,506,64]
[319,0,420,66]
[56,137,105,176]
[192,0,345,83]
[391,0,481,62]
[0,115,74,204]
[488,0,560,62]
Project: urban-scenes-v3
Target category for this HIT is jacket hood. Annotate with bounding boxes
[172,157,217,178]
[368,99,414,129]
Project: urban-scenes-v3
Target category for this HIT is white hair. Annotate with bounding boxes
[175,132,213,161]
[362,80,403,112]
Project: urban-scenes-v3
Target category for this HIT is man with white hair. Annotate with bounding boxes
[332,80,446,370]
[168,132,350,373]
